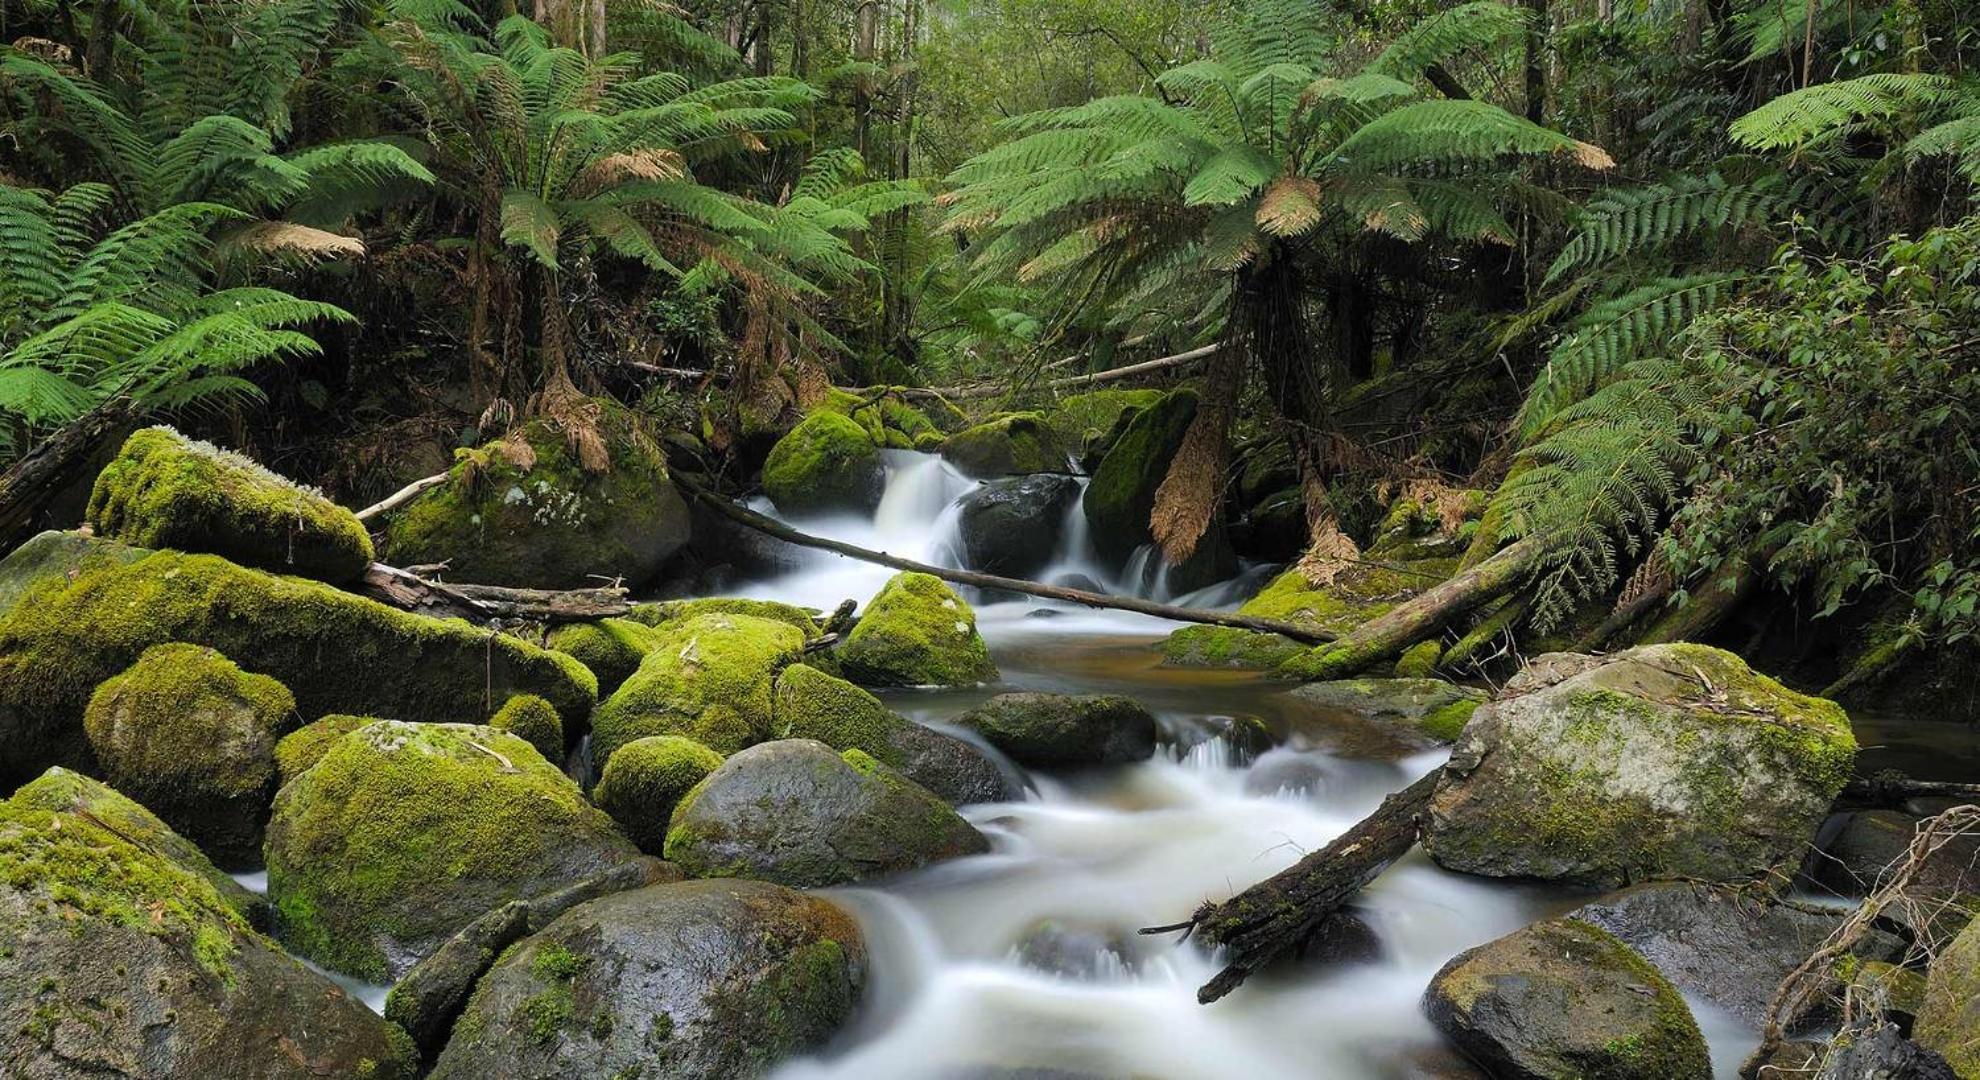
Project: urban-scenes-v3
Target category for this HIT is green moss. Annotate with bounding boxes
[489,693,565,762]
[547,618,664,697]
[625,598,821,638]
[1393,639,1443,678]
[0,549,595,789]
[592,613,806,764]
[1043,389,1163,456]
[1158,625,1304,670]
[939,412,1070,478]
[1918,903,1980,1074]
[81,643,297,863]
[275,715,376,785]
[0,530,149,623]
[1082,390,1197,562]
[1419,698,1481,742]
[838,572,997,687]
[263,720,638,981]
[762,411,883,513]
[382,401,688,590]
[592,734,725,854]
[771,663,912,767]
[87,426,374,582]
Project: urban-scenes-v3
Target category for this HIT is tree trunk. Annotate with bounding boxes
[1146,768,1442,1003]
[853,0,878,161]
[0,399,134,550]
[1637,550,1762,645]
[1524,0,1549,122]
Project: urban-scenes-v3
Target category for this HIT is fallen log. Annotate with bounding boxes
[355,472,450,523]
[1144,767,1442,1003]
[675,475,1339,644]
[1843,772,1980,806]
[358,563,631,624]
[0,397,135,549]
[906,344,1221,402]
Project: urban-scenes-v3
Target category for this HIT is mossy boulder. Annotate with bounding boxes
[665,740,989,886]
[87,426,375,582]
[430,878,865,1079]
[1423,917,1711,1080]
[1918,913,1980,1077]
[955,474,1082,577]
[1286,679,1486,746]
[591,612,806,766]
[773,663,1017,805]
[838,571,997,687]
[489,693,564,762]
[82,643,298,867]
[1160,624,1307,670]
[0,529,148,622]
[625,596,822,637]
[762,411,885,515]
[0,549,595,790]
[0,775,417,1078]
[1424,645,1858,887]
[382,404,690,589]
[1042,388,1163,461]
[275,714,375,785]
[957,692,1158,769]
[545,617,663,697]
[818,387,950,444]
[940,412,1071,479]
[593,735,725,855]
[264,720,641,981]
[1082,389,1196,563]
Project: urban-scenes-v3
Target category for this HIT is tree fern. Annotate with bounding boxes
[1729,73,1952,151]
[1544,174,1781,286]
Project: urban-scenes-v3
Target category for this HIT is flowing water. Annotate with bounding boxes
[732,451,1758,1080]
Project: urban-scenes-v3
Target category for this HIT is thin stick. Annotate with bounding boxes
[908,344,1222,401]
[355,472,450,523]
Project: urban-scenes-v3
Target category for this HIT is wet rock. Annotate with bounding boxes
[1818,1017,1960,1080]
[1242,750,1338,798]
[941,412,1072,478]
[1296,907,1386,967]
[1288,678,1487,746]
[265,720,641,981]
[762,410,885,514]
[1083,389,1196,564]
[1232,486,1307,563]
[958,692,1157,769]
[0,548,596,790]
[82,642,297,867]
[665,739,988,887]
[1051,572,1106,593]
[88,425,375,582]
[956,474,1082,577]
[0,529,147,622]
[839,571,998,687]
[1013,919,1137,979]
[1572,883,1903,1027]
[1917,911,1980,1076]
[1424,644,1858,887]
[592,734,725,854]
[0,775,415,1079]
[430,878,866,1080]
[1422,917,1712,1080]
[590,612,806,764]
[1812,808,1980,900]
[774,662,1018,805]
[1170,713,1276,762]
[382,402,690,589]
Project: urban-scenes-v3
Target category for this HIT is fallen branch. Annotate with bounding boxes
[675,475,1338,644]
[1144,767,1442,1003]
[1844,771,1980,806]
[358,563,630,624]
[907,344,1221,402]
[355,472,450,523]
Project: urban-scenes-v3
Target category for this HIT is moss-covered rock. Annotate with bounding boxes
[264,720,640,981]
[625,596,822,637]
[1160,625,1306,670]
[275,714,376,785]
[762,411,884,515]
[1393,638,1443,678]
[957,692,1158,769]
[1082,389,1196,563]
[489,693,564,762]
[593,735,725,855]
[1917,913,1980,1077]
[1424,645,1859,887]
[430,879,865,1079]
[382,403,690,589]
[82,643,297,867]
[0,529,148,622]
[773,663,1016,804]
[940,412,1071,479]
[592,613,806,766]
[838,571,997,687]
[665,740,988,886]
[1422,917,1711,1080]
[1287,679,1486,746]
[0,549,595,790]
[0,775,416,1078]
[87,426,375,582]
[1043,388,1163,461]
[1163,557,1457,672]
[545,617,663,697]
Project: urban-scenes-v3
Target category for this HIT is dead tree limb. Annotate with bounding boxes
[1844,772,1980,806]
[0,398,134,548]
[355,472,450,523]
[358,563,630,624]
[676,476,1338,644]
[906,344,1221,402]
[1144,767,1442,1003]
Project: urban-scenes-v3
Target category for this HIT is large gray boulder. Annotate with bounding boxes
[958,692,1158,769]
[431,879,866,1080]
[1813,808,1980,899]
[1424,645,1858,886]
[1917,912,1980,1078]
[665,739,988,887]
[1422,918,1712,1080]
[0,773,415,1079]
[955,474,1081,577]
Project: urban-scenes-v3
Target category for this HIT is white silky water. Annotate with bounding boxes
[734,451,1758,1079]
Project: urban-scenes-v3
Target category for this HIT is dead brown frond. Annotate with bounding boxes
[225,221,365,261]
[1391,476,1479,532]
[1617,550,1674,609]
[1293,510,1362,587]
[1257,177,1324,238]
[574,149,686,195]
[1152,344,1243,564]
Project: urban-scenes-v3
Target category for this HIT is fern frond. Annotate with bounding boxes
[1544,174,1780,285]
[1728,73,1952,151]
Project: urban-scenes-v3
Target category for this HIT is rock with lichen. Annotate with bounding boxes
[87,426,375,582]
[82,643,297,866]
[0,529,149,622]
[773,662,1016,804]
[1423,645,1858,887]
[0,549,595,790]
[665,739,988,887]
[264,720,640,981]
[1917,912,1980,1077]
[1286,679,1485,747]
[592,734,725,854]
[1423,917,1712,1080]
[0,770,417,1078]
[382,402,690,589]
[762,410,885,515]
[274,714,376,785]
[591,612,806,767]
[958,692,1157,769]
[838,572,997,687]
[939,412,1071,478]
[429,878,865,1080]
